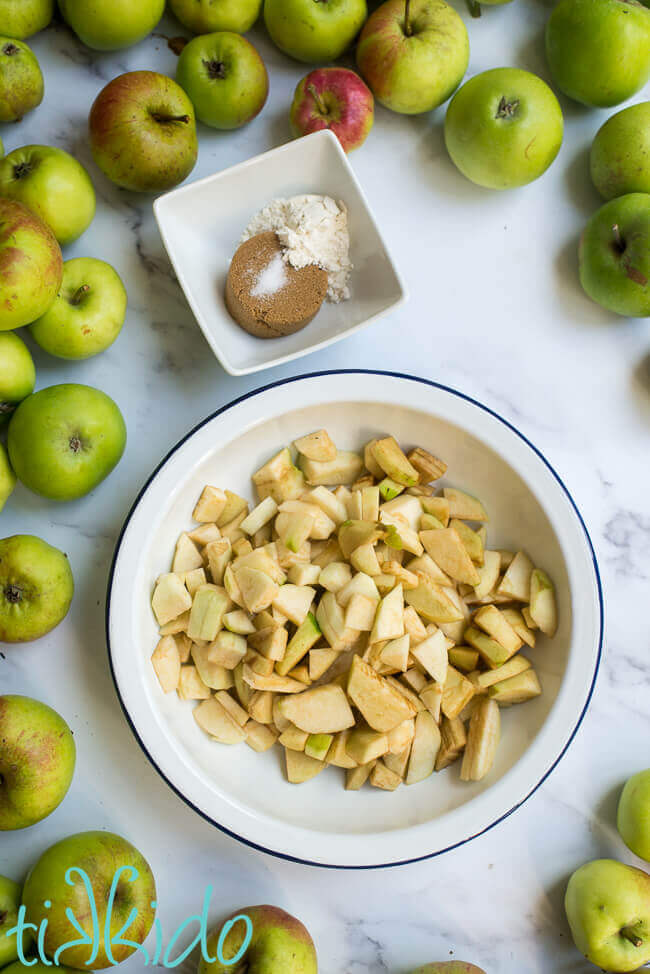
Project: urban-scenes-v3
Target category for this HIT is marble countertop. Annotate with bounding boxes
[2,3,650,971]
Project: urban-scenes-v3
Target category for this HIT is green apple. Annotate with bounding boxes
[30,257,127,359]
[200,905,317,974]
[0,332,35,426]
[579,193,650,317]
[0,36,43,122]
[8,383,126,500]
[618,770,650,861]
[169,0,263,33]
[0,695,75,829]
[0,535,73,642]
[591,102,650,200]
[3,964,77,974]
[0,145,95,246]
[0,444,16,511]
[0,199,62,331]
[357,0,469,115]
[0,875,29,966]
[0,0,54,38]
[89,71,198,192]
[412,965,486,974]
[566,859,650,972]
[264,0,367,63]
[444,67,563,189]
[22,831,156,968]
[61,0,165,50]
[176,31,269,130]
[546,0,650,108]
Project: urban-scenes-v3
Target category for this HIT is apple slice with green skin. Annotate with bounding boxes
[0,535,73,643]
[405,575,463,624]
[30,258,126,359]
[0,333,35,427]
[0,874,29,966]
[488,668,541,706]
[529,568,558,636]
[291,67,374,153]
[460,697,500,781]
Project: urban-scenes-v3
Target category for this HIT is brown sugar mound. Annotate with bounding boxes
[225,231,329,339]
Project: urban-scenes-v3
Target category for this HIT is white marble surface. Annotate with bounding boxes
[2,3,650,971]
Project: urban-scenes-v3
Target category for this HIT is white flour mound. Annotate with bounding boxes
[242,195,352,303]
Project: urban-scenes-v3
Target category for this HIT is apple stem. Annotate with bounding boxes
[308,84,329,116]
[151,112,191,125]
[621,925,644,948]
[70,284,90,306]
[404,0,413,34]
[612,223,626,254]
[466,0,482,16]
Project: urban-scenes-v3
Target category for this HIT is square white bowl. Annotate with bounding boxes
[153,130,407,376]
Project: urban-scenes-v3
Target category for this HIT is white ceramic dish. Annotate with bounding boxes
[107,371,602,869]
[153,131,407,376]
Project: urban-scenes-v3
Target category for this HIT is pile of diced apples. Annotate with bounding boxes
[150,430,558,791]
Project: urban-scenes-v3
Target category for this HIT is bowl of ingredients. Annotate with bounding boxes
[107,370,602,868]
[153,130,407,376]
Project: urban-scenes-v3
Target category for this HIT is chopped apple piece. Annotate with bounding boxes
[272,696,291,732]
[529,569,558,636]
[471,654,531,689]
[384,746,411,778]
[242,665,305,693]
[187,585,231,642]
[419,682,443,723]
[441,666,475,720]
[420,528,480,586]
[473,605,523,655]
[177,665,211,700]
[232,538,253,558]
[522,605,538,630]
[387,716,415,753]
[279,725,309,751]
[309,537,339,568]
[371,437,419,486]
[307,486,348,526]
[249,625,288,661]
[205,538,232,586]
[319,562,352,593]
[240,496,278,536]
[406,553,450,586]
[346,490,363,520]
[403,666,428,692]
[410,628,449,684]
[287,562,321,586]
[464,626,513,669]
[421,495,450,525]
[271,584,315,626]
[193,486,227,523]
[448,647,480,672]
[253,447,293,486]
[223,610,256,635]
[215,690,249,727]
[473,550,501,600]
[248,652,274,677]
[378,477,405,500]
[460,698,500,782]
[350,542,382,576]
[299,450,363,486]
[245,720,278,753]
[309,648,338,681]
[403,605,428,644]
[275,510,313,554]
[347,655,416,732]
[449,519,484,565]
[405,710,441,785]
[188,523,222,546]
[278,684,355,734]
[236,567,279,614]
[175,632,192,663]
[235,547,286,584]
[346,726,389,764]
[344,593,377,631]
[248,690,274,724]
[435,716,467,771]
[383,518,424,556]
[256,466,306,504]
[337,572,380,607]
[233,662,252,709]
[380,634,410,671]
[345,762,376,790]
[294,429,337,462]
[279,500,336,540]
[363,439,385,478]
[213,490,247,528]
[488,669,542,706]
[151,636,181,693]
[497,550,534,602]
[172,533,204,573]
[191,643,234,691]
[305,733,334,761]
[193,697,246,743]
[370,761,402,790]
[500,608,536,648]
[407,447,447,483]
[158,610,190,636]
[370,585,404,643]
[184,567,207,597]
[338,521,385,559]
[285,747,325,783]
[326,730,357,768]
[152,573,192,627]
[276,612,322,676]
[382,561,418,590]
[405,574,464,624]
[420,512,445,531]
[289,664,311,685]
[360,485,380,522]
[443,487,488,522]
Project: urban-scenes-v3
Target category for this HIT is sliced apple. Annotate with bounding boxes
[500,608,536,648]
[276,612,322,676]
[370,584,404,643]
[473,605,523,655]
[223,610,256,635]
[193,697,246,744]
[448,647,480,672]
[287,562,321,586]
[256,466,305,504]
[337,572,380,608]
[152,573,192,627]
[405,710,441,785]
[386,716,415,753]
[285,747,325,783]
[242,664,305,693]
[407,447,447,483]
[307,485,348,525]
[278,684,355,734]
[435,716,467,771]
[449,519,484,565]
[443,487,488,522]
[309,647,338,680]
[384,746,411,778]
[344,593,377,631]
[319,562,352,593]
[236,567,279,614]
[187,585,231,642]
[420,528,480,586]
[529,569,558,636]
[419,682,443,723]
[326,729,357,768]
[172,533,203,573]
[347,655,416,732]
[464,626,513,669]
[293,429,337,462]
[403,604,428,644]
[299,450,363,486]
[405,574,464,624]
[177,665,211,700]
[245,720,278,753]
[189,523,222,546]
[247,690,274,724]
[441,666,475,720]
[191,643,234,690]
[240,496,278,536]
[184,567,207,597]
[305,733,334,761]
[421,495,450,525]
[151,635,181,693]
[497,550,534,602]
[215,690,249,727]
[471,654,531,690]
[193,485,227,523]
[460,698,500,782]
[410,628,449,684]
[205,538,232,586]
[346,726,389,764]
[279,725,309,751]
[370,761,402,790]
[350,542,382,576]
[380,633,410,671]
[488,669,542,706]
[338,520,385,559]
[371,437,419,486]
[406,553,450,586]
[473,550,501,600]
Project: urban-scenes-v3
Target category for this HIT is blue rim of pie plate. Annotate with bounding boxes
[105,369,604,870]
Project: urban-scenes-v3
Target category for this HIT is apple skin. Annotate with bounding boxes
[546,0,650,108]
[176,31,269,130]
[590,102,650,201]
[357,0,469,115]
[60,0,164,50]
[0,199,63,331]
[0,535,74,642]
[579,193,650,317]
[8,383,127,501]
[0,0,54,39]
[0,444,16,511]
[0,37,44,122]
[200,905,317,974]
[264,0,368,63]
[30,257,127,359]
[290,67,374,152]
[444,68,563,189]
[618,770,650,861]
[0,145,95,246]
[169,0,263,34]
[566,859,650,973]
[22,830,156,969]
[89,71,198,193]
[0,332,35,426]
[0,874,29,966]
[3,964,78,974]
[412,965,486,974]
[0,694,75,829]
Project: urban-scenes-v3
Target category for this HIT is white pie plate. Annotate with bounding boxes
[107,371,603,869]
